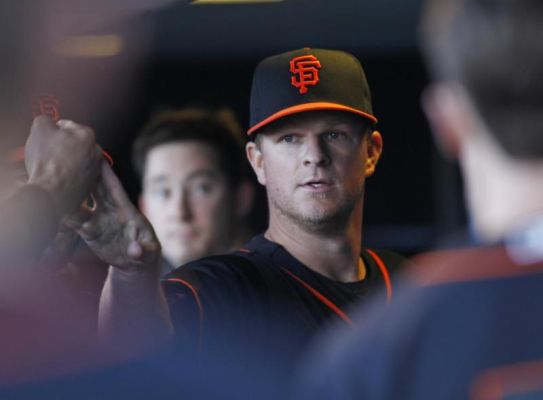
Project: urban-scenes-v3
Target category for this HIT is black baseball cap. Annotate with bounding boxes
[248,47,377,136]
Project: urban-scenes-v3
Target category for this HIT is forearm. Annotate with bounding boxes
[99,265,173,351]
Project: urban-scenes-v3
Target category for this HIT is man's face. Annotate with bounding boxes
[140,141,234,267]
[247,111,382,230]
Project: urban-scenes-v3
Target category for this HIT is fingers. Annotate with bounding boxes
[126,219,160,262]
[31,117,97,149]
[26,117,104,216]
[26,116,57,169]
[138,218,160,253]
[31,115,58,132]
[62,206,95,231]
[126,221,143,260]
[126,221,144,261]
[127,241,144,260]
[62,159,107,229]
[56,119,77,128]
[56,119,97,142]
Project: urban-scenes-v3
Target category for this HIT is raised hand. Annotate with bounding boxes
[65,161,161,271]
[25,116,102,217]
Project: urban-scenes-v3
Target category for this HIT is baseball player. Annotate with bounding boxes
[161,48,405,370]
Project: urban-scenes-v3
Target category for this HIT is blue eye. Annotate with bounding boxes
[153,187,171,200]
[280,135,295,143]
[186,179,216,198]
[192,182,212,196]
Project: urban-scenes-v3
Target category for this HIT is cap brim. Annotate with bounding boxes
[247,102,378,136]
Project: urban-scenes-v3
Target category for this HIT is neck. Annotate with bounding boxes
[266,203,364,282]
[463,129,543,242]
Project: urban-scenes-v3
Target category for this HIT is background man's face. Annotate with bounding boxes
[248,112,380,230]
[141,141,234,267]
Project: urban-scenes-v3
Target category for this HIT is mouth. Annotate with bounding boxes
[299,179,334,192]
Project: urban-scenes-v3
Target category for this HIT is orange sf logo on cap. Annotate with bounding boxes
[290,55,322,94]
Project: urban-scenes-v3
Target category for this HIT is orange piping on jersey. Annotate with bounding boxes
[366,249,393,303]
[470,359,543,400]
[238,248,251,253]
[280,267,354,327]
[166,278,204,345]
[100,148,114,166]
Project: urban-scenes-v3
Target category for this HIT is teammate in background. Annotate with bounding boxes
[132,108,255,276]
[297,1,543,399]
[161,48,404,371]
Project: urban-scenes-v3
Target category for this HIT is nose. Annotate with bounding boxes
[303,136,330,167]
[171,190,193,222]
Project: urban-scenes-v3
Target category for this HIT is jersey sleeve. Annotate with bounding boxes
[161,255,267,358]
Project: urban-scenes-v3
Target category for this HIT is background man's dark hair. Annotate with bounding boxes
[420,0,543,159]
[132,107,250,186]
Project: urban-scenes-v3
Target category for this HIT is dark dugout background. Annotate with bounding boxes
[0,0,468,257]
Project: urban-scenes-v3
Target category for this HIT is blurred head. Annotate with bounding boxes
[133,108,254,268]
[420,0,543,160]
[420,0,543,240]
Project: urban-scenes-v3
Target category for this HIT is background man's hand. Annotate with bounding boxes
[65,161,161,271]
[25,116,102,216]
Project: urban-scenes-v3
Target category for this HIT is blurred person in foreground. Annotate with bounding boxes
[132,108,255,276]
[297,1,543,399]
[0,117,104,384]
[0,117,170,385]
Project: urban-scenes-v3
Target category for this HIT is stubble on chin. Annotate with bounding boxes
[271,193,360,234]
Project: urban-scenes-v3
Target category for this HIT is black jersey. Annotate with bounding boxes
[162,234,404,367]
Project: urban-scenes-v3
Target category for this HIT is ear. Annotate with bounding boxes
[246,141,266,186]
[234,179,255,218]
[364,130,383,177]
[422,84,473,160]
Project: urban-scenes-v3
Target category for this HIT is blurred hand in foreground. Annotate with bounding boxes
[25,116,102,216]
